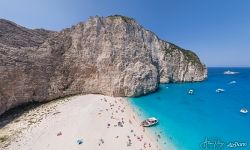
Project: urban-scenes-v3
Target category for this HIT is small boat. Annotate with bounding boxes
[216,88,225,93]
[224,70,239,75]
[188,89,194,95]
[228,81,237,84]
[240,108,248,114]
[141,117,158,127]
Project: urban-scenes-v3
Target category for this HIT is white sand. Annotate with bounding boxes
[0,94,165,150]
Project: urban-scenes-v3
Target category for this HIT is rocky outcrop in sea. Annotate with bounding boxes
[0,15,207,115]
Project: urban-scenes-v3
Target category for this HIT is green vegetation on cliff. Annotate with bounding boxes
[162,43,200,64]
[182,49,200,65]
[108,15,135,24]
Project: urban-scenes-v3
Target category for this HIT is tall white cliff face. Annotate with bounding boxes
[0,15,207,115]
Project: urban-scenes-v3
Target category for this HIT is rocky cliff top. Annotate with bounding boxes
[0,15,207,115]
[0,19,54,48]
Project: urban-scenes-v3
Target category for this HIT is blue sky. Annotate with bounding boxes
[1,0,250,67]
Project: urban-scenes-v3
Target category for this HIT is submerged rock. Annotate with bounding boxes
[0,15,207,115]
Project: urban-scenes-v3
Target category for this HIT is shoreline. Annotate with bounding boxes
[0,94,164,150]
[127,99,178,150]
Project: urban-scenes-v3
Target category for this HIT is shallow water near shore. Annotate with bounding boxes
[130,68,250,150]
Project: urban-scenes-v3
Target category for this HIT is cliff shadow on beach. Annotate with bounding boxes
[0,102,42,129]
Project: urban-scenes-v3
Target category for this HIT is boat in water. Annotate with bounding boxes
[228,81,237,84]
[141,117,158,127]
[224,70,239,75]
[240,108,248,114]
[188,89,194,95]
[216,88,225,93]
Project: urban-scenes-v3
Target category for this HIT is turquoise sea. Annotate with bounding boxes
[130,68,250,150]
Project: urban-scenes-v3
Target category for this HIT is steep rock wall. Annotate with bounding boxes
[0,16,207,115]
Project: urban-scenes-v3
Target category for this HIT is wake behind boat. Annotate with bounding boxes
[224,70,239,75]
[141,117,158,127]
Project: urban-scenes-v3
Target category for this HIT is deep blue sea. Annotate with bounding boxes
[130,68,250,150]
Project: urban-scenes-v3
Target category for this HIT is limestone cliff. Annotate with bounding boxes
[0,15,207,115]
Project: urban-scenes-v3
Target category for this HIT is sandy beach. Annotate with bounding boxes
[0,94,164,150]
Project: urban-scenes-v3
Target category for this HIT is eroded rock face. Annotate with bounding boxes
[0,15,207,115]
